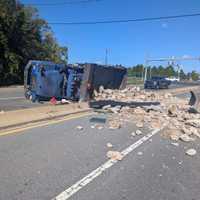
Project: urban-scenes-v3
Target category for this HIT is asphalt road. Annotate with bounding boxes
[0,86,45,111]
[1,82,199,111]
[0,113,199,200]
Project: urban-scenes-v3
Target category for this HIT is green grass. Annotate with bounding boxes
[127,76,144,85]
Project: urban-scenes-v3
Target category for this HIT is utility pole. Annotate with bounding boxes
[144,59,148,82]
[105,48,108,66]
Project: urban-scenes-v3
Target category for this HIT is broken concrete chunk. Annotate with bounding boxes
[108,106,121,113]
[93,90,98,97]
[97,126,103,130]
[136,130,142,135]
[186,119,200,128]
[61,99,70,104]
[0,110,5,114]
[107,143,113,148]
[106,151,123,161]
[186,149,197,156]
[90,125,95,129]
[76,126,83,130]
[102,105,111,110]
[99,85,104,93]
[179,134,195,142]
[171,142,179,146]
[137,151,143,156]
[168,104,178,117]
[108,120,121,129]
[131,132,136,137]
[163,129,182,141]
[136,122,144,128]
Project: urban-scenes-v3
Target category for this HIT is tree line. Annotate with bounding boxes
[0,0,68,86]
[128,64,200,81]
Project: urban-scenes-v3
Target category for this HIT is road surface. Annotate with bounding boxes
[1,82,199,111]
[0,86,45,111]
[0,112,199,200]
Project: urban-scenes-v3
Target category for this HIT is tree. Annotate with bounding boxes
[0,0,68,85]
[191,71,199,81]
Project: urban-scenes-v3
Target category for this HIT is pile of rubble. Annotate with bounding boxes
[94,86,200,146]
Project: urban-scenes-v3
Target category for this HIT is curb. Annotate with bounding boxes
[0,108,92,131]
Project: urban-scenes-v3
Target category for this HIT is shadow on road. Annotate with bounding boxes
[89,100,160,109]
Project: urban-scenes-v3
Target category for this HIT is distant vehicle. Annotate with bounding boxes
[165,77,180,82]
[144,76,171,89]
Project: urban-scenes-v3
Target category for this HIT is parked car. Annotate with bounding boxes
[165,77,180,82]
[144,76,171,89]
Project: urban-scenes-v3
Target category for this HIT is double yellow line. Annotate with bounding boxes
[0,112,92,137]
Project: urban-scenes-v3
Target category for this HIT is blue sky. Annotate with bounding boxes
[21,0,200,72]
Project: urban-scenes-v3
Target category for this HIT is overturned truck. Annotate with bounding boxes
[24,60,127,102]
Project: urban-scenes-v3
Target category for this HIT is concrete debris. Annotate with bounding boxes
[137,151,143,156]
[0,110,5,114]
[106,151,123,161]
[61,99,70,104]
[136,122,144,128]
[102,105,111,110]
[136,130,142,135]
[76,126,83,130]
[108,120,121,129]
[94,86,200,155]
[108,106,121,113]
[97,125,103,130]
[107,143,113,148]
[171,142,179,147]
[179,134,195,142]
[185,149,197,156]
[168,104,178,117]
[131,132,136,137]
[90,125,95,129]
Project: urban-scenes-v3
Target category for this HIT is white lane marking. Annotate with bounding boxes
[0,97,24,100]
[52,128,163,200]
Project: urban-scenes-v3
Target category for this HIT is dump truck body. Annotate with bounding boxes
[24,61,127,102]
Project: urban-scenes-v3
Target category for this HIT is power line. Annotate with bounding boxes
[24,0,103,6]
[47,12,200,25]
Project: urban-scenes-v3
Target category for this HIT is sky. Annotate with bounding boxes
[21,0,200,72]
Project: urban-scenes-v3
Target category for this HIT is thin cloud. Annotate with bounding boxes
[161,22,168,29]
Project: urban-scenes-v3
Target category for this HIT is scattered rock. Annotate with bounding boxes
[0,110,5,114]
[107,143,113,148]
[136,122,144,128]
[168,105,178,117]
[163,129,182,141]
[108,106,121,113]
[99,85,104,93]
[106,151,123,161]
[136,130,142,135]
[137,151,143,156]
[61,99,70,104]
[94,86,199,155]
[96,125,103,130]
[108,120,121,129]
[185,149,197,156]
[180,134,195,142]
[171,142,179,146]
[76,126,83,130]
[102,105,111,110]
[131,132,136,137]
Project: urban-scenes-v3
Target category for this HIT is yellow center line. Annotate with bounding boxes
[0,112,93,137]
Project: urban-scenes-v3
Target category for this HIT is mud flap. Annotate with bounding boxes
[189,91,200,113]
